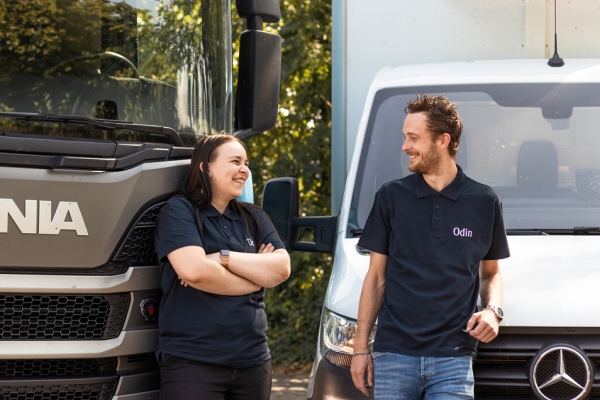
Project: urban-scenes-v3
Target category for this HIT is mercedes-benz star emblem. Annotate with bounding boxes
[532,346,591,400]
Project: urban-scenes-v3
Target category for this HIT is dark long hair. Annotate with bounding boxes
[182,134,262,249]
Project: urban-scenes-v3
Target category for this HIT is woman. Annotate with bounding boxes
[154,134,291,400]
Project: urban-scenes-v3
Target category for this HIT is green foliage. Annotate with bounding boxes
[233,0,333,370]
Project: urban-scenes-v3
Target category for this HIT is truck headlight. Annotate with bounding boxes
[320,308,376,368]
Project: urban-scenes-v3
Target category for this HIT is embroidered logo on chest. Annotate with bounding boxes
[247,238,255,246]
[453,227,473,237]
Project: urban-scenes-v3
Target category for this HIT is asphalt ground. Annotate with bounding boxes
[271,374,310,400]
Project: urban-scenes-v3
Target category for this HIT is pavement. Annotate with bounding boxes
[271,374,310,400]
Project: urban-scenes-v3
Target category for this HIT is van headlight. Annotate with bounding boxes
[320,308,376,368]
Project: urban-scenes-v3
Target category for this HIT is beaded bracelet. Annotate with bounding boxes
[352,351,372,356]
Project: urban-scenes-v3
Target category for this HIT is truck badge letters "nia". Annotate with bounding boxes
[0,199,89,236]
[453,227,473,237]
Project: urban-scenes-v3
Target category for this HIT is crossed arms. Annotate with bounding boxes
[167,243,291,295]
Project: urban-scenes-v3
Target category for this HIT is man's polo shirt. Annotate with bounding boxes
[155,196,284,368]
[357,166,510,357]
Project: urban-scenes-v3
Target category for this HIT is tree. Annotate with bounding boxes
[233,0,333,370]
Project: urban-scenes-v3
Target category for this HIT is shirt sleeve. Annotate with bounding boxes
[483,198,510,260]
[155,197,203,262]
[357,186,391,255]
[254,207,285,251]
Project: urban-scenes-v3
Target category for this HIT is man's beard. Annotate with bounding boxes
[407,143,442,174]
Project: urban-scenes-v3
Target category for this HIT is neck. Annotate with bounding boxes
[422,158,458,192]
[211,198,229,214]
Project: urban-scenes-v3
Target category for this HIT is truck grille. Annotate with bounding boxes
[0,294,130,340]
[0,358,117,378]
[0,380,117,400]
[113,202,166,265]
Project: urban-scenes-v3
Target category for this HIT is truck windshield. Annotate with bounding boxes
[348,83,600,233]
[0,0,232,145]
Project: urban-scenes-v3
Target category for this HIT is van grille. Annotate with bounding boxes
[0,381,117,400]
[0,294,130,340]
[0,358,117,378]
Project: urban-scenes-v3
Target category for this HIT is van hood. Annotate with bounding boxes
[326,235,600,328]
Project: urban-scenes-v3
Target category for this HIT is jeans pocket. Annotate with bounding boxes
[372,351,388,360]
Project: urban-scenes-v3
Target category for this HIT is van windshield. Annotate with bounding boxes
[0,0,232,145]
[348,83,600,234]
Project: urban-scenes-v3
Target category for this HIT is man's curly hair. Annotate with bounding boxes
[404,94,463,158]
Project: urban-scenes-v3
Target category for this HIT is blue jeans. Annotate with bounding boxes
[373,352,474,400]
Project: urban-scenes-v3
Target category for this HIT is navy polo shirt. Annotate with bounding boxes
[357,166,510,357]
[154,196,284,368]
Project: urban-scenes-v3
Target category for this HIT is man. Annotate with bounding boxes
[350,94,510,399]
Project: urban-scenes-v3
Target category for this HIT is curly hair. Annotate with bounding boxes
[404,94,463,158]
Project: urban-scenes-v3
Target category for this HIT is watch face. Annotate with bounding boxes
[497,307,504,318]
[221,250,230,256]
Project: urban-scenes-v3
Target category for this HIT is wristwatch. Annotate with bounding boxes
[485,305,504,322]
[220,250,230,269]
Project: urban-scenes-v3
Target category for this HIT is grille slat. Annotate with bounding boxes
[0,358,117,378]
[0,381,117,400]
[0,294,130,340]
[114,202,165,265]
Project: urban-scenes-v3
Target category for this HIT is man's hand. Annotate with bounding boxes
[350,353,373,397]
[465,309,500,343]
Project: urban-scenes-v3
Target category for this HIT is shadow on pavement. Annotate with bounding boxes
[271,374,309,400]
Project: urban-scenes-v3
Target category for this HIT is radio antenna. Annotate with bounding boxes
[548,0,564,67]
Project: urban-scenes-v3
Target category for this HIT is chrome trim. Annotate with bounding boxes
[0,266,158,293]
[532,346,591,400]
[0,329,158,359]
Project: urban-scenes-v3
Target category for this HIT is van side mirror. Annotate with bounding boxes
[262,177,338,254]
[234,0,282,141]
[261,178,299,251]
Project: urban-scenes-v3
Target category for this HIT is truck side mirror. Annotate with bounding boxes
[262,177,339,254]
[262,177,299,251]
[234,0,282,141]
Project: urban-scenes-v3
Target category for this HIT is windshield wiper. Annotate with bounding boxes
[350,229,363,237]
[573,227,600,234]
[507,227,600,235]
[0,112,184,146]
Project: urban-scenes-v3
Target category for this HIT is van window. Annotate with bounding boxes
[348,84,600,234]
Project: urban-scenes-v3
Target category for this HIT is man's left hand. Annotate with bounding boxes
[465,309,499,343]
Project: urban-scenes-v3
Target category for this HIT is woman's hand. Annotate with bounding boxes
[259,243,274,254]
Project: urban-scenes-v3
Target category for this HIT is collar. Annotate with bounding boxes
[415,165,466,201]
[203,203,240,220]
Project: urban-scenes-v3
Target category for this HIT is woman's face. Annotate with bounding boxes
[206,140,250,203]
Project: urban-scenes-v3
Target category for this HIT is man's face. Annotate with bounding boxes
[402,112,442,174]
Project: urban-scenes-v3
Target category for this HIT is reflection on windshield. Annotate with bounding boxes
[348,84,600,232]
[0,0,232,144]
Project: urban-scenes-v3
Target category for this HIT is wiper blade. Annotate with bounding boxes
[507,227,600,235]
[573,226,600,234]
[0,112,184,146]
[350,229,363,237]
[506,229,548,235]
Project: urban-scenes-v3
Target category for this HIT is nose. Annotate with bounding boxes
[401,138,410,152]
[240,164,250,175]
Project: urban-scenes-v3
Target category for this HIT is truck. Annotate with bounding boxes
[260,1,600,399]
[0,0,281,399]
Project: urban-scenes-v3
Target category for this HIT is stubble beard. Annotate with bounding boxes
[408,142,442,175]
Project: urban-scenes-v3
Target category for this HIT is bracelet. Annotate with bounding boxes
[352,351,372,356]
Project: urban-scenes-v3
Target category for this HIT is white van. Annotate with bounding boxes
[262,59,600,400]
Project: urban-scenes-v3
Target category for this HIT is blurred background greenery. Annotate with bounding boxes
[232,0,333,372]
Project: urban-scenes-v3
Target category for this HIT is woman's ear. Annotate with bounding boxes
[199,162,204,172]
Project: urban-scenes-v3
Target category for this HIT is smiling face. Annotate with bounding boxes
[402,112,442,175]
[205,140,250,207]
